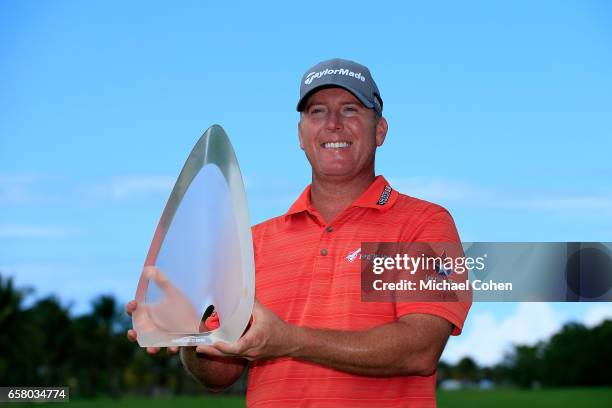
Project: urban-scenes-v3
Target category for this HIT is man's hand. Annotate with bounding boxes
[126,298,246,391]
[125,266,248,391]
[125,299,179,355]
[126,266,204,354]
[195,300,296,361]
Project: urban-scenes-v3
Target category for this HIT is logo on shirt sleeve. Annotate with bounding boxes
[346,248,362,262]
[377,185,393,205]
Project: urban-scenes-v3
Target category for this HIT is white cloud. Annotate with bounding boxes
[390,176,612,213]
[0,173,175,205]
[506,196,612,211]
[390,177,480,202]
[442,303,563,366]
[0,173,59,205]
[443,303,612,366]
[0,225,78,239]
[92,176,174,200]
[583,304,612,327]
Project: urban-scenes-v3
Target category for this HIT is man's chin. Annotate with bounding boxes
[315,169,366,182]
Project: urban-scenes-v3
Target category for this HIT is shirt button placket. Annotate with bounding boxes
[320,225,333,256]
[312,225,333,298]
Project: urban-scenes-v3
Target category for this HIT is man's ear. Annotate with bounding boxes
[298,120,305,150]
[375,116,388,147]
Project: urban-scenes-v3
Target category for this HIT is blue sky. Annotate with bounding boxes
[1,1,611,365]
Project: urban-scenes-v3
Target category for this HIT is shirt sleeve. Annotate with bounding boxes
[394,208,472,336]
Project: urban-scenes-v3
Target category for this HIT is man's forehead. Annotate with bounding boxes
[304,87,363,107]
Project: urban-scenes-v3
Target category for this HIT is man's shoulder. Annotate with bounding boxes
[250,213,287,237]
[392,190,452,220]
[391,191,459,241]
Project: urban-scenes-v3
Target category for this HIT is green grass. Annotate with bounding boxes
[437,388,612,408]
[15,389,612,407]
[17,396,245,408]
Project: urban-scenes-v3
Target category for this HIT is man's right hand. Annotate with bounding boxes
[125,299,179,355]
[125,293,247,392]
[126,265,201,354]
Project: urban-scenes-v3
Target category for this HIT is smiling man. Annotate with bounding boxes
[137,58,471,407]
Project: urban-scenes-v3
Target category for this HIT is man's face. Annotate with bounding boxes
[298,87,387,181]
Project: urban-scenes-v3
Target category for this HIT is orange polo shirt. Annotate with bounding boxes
[244,175,470,407]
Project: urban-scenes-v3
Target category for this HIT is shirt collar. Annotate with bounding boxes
[353,175,399,209]
[285,175,399,218]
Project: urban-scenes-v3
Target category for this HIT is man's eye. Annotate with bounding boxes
[309,107,325,115]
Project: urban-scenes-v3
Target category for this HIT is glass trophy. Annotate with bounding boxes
[132,125,255,347]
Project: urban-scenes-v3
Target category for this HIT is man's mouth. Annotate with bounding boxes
[321,141,352,149]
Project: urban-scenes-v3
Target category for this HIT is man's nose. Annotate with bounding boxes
[325,110,343,131]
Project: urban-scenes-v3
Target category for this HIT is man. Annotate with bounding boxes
[127,58,471,407]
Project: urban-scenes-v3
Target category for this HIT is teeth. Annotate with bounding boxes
[323,142,351,149]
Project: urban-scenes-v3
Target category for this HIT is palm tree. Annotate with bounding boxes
[28,296,74,386]
[0,273,38,385]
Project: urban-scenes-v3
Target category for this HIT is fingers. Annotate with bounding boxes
[213,342,238,355]
[195,345,231,357]
[144,266,172,291]
[125,300,137,316]
[127,326,179,355]
[127,329,138,343]
[212,339,249,357]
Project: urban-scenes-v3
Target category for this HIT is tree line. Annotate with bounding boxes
[438,318,612,389]
[0,273,610,397]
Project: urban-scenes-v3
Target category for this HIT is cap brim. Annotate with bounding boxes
[296,84,375,112]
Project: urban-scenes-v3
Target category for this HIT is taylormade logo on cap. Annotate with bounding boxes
[304,68,367,85]
[297,58,383,115]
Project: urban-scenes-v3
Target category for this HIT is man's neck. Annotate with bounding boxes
[310,171,376,224]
